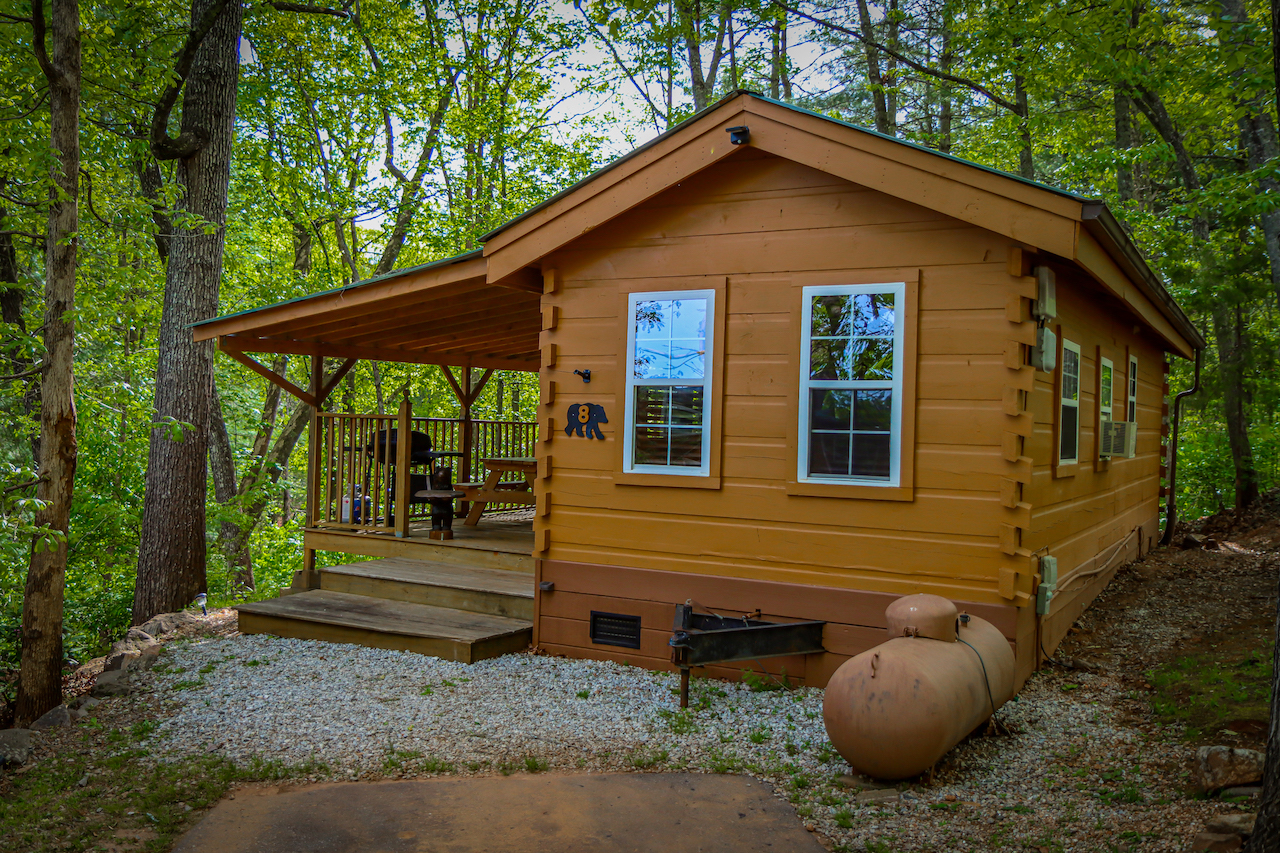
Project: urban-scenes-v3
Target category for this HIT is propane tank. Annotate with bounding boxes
[822,594,1016,780]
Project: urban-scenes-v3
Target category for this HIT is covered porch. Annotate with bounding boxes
[192,251,547,661]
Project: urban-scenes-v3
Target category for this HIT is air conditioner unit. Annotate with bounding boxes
[1099,420,1138,458]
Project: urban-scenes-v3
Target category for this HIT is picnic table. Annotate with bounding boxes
[459,457,537,526]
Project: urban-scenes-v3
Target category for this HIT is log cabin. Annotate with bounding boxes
[193,90,1204,689]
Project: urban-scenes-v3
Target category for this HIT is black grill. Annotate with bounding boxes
[589,611,642,649]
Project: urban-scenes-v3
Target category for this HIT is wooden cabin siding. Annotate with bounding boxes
[1024,264,1167,655]
[530,150,1040,683]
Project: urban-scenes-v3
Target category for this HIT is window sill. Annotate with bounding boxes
[615,471,722,490]
[1052,462,1078,479]
[786,480,914,501]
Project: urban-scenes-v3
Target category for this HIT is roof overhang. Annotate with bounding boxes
[192,252,543,371]
[478,90,1203,359]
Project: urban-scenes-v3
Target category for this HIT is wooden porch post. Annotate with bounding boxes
[460,368,473,484]
[301,354,323,589]
[395,389,412,537]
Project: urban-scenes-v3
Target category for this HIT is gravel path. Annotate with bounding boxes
[134,626,1239,852]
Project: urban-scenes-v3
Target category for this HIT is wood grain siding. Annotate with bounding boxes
[536,150,1025,606]
[538,560,1018,688]
[1023,261,1165,655]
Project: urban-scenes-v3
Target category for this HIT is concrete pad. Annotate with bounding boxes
[172,773,826,853]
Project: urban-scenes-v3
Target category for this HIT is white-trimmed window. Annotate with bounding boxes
[1059,339,1081,464]
[798,283,905,486]
[1127,356,1138,422]
[623,290,714,476]
[1100,357,1114,422]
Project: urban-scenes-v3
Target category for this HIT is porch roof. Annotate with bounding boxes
[191,250,543,371]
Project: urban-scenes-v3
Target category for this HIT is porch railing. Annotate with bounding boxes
[309,398,538,536]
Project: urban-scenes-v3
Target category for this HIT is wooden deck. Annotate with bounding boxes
[321,557,533,619]
[306,514,534,572]
[238,517,535,662]
[237,589,531,663]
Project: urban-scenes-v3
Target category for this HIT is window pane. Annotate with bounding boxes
[668,428,703,467]
[850,434,892,479]
[634,301,670,339]
[810,293,895,337]
[668,299,707,339]
[1062,349,1080,401]
[810,389,852,431]
[634,343,669,379]
[670,387,704,425]
[1060,405,1078,460]
[668,340,705,378]
[809,338,893,381]
[853,390,892,431]
[634,386,671,425]
[633,425,668,465]
[1101,365,1113,404]
[809,432,851,477]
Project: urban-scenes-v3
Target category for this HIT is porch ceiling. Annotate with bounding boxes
[192,252,543,371]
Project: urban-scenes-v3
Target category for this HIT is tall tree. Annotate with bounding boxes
[15,0,80,726]
[132,0,243,623]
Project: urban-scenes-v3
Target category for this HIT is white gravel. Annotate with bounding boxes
[131,632,1232,852]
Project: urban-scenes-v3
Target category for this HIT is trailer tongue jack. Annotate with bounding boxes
[668,603,826,708]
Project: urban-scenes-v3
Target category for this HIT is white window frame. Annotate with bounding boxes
[1127,356,1138,422]
[1059,338,1081,465]
[797,282,906,487]
[622,289,715,477]
[1099,357,1114,422]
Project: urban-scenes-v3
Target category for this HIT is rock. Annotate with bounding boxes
[0,729,34,766]
[110,628,157,657]
[1188,832,1242,852]
[136,645,162,669]
[837,773,892,790]
[1205,814,1255,837]
[91,669,128,698]
[1204,538,1220,550]
[69,697,101,721]
[104,651,140,672]
[139,610,201,638]
[76,774,88,787]
[1197,746,1266,791]
[1182,533,1207,550]
[30,704,71,731]
[856,788,900,806]
[1222,786,1262,799]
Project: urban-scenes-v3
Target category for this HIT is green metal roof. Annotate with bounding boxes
[189,248,483,329]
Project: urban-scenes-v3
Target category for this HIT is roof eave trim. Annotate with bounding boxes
[1079,203,1206,351]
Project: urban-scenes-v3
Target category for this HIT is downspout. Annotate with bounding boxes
[1160,347,1203,545]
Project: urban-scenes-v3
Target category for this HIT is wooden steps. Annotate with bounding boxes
[320,557,534,620]
[237,556,534,663]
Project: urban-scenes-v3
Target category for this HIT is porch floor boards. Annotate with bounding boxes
[236,589,532,664]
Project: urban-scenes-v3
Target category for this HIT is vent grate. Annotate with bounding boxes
[589,611,642,649]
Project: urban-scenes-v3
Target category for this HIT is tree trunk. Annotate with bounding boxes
[133,0,242,624]
[854,0,890,135]
[1115,90,1136,202]
[1210,300,1260,511]
[16,0,80,728]
[1248,0,1280,844]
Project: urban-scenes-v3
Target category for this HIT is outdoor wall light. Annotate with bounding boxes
[726,126,750,144]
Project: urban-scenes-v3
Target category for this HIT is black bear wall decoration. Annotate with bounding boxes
[565,403,608,439]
